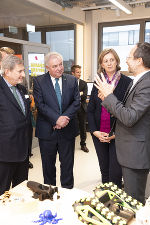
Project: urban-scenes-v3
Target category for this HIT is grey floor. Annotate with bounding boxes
[28,133,150,197]
[28,132,101,194]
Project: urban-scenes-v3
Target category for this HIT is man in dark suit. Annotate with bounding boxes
[95,42,150,204]
[71,65,89,153]
[0,55,31,195]
[33,52,80,189]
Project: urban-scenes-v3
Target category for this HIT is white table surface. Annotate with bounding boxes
[0,181,90,225]
[0,181,136,225]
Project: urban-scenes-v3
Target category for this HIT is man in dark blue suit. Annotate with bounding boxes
[71,65,89,153]
[33,52,80,189]
[0,55,31,195]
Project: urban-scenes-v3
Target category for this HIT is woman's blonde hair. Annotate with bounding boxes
[0,47,15,55]
[98,48,121,74]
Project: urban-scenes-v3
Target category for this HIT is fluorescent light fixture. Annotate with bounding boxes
[26,24,35,32]
[109,0,132,14]
[82,4,112,11]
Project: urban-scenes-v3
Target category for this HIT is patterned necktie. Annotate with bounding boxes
[11,86,25,115]
[55,78,62,114]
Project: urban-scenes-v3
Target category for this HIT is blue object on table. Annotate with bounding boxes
[33,210,62,225]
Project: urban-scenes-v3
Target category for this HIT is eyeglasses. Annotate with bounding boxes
[126,56,133,60]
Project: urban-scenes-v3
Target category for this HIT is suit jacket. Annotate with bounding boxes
[102,71,150,169]
[33,72,80,140]
[87,74,131,133]
[79,79,87,112]
[0,76,31,162]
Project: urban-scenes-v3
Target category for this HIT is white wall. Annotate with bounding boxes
[84,6,150,81]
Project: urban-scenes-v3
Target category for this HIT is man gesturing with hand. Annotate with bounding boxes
[95,43,150,204]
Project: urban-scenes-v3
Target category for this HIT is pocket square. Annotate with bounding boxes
[25,94,29,99]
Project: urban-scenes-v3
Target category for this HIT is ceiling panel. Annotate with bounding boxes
[0,0,72,28]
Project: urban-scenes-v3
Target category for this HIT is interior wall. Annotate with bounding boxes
[84,6,150,81]
[83,11,92,82]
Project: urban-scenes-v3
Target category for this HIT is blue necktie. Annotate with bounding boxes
[55,78,62,114]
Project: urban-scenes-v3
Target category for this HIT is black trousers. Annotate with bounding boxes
[39,133,75,189]
[0,158,29,195]
[92,136,122,188]
[77,108,87,147]
[122,166,149,204]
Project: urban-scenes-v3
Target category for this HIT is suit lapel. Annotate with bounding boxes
[44,73,60,112]
[62,74,67,106]
[122,80,133,103]
[124,71,150,103]
[44,73,56,98]
[79,80,81,91]
[0,77,23,113]
[16,84,28,116]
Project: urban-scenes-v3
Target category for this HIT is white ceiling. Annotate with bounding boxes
[0,0,73,29]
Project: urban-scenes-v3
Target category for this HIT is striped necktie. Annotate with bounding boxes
[11,86,25,115]
[55,78,62,114]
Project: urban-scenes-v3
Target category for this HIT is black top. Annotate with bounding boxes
[87,74,132,133]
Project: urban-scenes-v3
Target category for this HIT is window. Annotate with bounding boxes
[101,24,140,71]
[145,22,150,43]
[28,32,41,43]
[46,30,74,74]
[99,19,150,73]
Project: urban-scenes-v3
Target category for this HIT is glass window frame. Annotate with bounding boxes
[30,24,76,74]
[98,18,150,73]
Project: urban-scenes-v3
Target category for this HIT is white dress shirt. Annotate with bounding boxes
[51,76,62,94]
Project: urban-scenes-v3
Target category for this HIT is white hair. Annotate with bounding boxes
[44,52,63,67]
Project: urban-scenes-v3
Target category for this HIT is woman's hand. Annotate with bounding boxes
[107,134,115,141]
[93,131,111,143]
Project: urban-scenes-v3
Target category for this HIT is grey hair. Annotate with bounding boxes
[1,55,23,74]
[44,52,63,67]
[0,52,2,62]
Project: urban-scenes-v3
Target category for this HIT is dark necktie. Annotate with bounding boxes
[55,78,62,114]
[109,79,133,136]
[11,86,25,115]
[123,79,133,104]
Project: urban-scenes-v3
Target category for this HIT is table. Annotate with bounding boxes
[0,181,90,225]
[0,181,136,225]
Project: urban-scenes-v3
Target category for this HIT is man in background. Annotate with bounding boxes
[0,55,31,195]
[71,65,89,153]
[33,52,80,188]
[95,42,150,204]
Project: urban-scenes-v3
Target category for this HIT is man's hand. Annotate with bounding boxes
[94,74,115,99]
[80,91,83,96]
[98,91,105,101]
[55,116,70,129]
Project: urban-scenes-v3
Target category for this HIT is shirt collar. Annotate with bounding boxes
[3,77,13,88]
[133,70,150,86]
[50,76,62,82]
